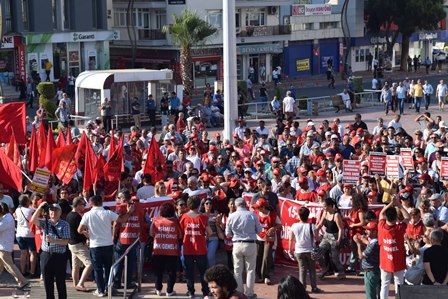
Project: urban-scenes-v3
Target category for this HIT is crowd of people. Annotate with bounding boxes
[3,79,448,299]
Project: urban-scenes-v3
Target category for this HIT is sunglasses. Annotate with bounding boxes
[178,203,185,207]
[205,202,212,205]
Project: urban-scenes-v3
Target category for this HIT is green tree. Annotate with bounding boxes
[365,0,445,71]
[162,10,217,95]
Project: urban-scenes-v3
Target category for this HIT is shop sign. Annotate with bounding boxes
[370,36,391,44]
[419,32,438,40]
[191,48,222,57]
[252,26,274,37]
[168,0,186,4]
[291,4,331,16]
[26,31,120,44]
[1,36,14,49]
[296,58,310,71]
[14,45,26,80]
[237,44,283,55]
[441,157,448,180]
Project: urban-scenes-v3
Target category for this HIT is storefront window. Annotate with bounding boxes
[0,51,14,86]
[194,60,219,88]
[83,88,102,119]
[53,43,67,79]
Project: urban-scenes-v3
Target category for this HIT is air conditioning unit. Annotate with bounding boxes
[268,6,277,15]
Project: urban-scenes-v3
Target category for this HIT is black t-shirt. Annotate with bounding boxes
[422,245,448,285]
[66,211,86,245]
[59,200,72,218]
[251,192,279,211]
[259,87,267,97]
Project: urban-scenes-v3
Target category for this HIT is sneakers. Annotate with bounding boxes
[155,290,162,296]
[17,281,30,290]
[311,287,324,293]
[93,290,106,297]
[335,273,346,280]
[186,291,195,298]
[246,294,257,299]
[166,291,177,297]
[264,278,272,285]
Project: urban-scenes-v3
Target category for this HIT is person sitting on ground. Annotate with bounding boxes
[204,264,248,299]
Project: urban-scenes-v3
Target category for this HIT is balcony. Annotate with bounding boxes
[237,25,291,38]
[137,29,166,40]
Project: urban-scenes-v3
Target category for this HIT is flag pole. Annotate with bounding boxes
[21,170,33,183]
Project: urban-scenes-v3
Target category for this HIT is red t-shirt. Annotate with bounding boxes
[179,213,208,255]
[116,203,146,245]
[152,217,181,256]
[349,209,365,238]
[223,214,233,251]
[406,220,425,240]
[296,189,317,202]
[378,219,407,272]
[255,210,278,246]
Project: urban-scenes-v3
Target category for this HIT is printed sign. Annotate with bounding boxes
[30,168,51,193]
[441,157,448,180]
[296,58,310,71]
[386,155,400,179]
[369,152,387,175]
[400,148,414,170]
[343,160,361,183]
[291,4,331,16]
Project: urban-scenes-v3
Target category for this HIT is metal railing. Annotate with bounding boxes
[137,28,166,40]
[237,25,291,37]
[107,238,144,299]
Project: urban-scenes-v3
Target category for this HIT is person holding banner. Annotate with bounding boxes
[315,198,346,280]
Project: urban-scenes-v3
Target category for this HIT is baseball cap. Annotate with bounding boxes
[298,176,307,184]
[273,168,281,175]
[244,168,252,173]
[429,193,442,201]
[307,121,314,126]
[367,191,378,198]
[49,203,61,210]
[306,131,314,137]
[256,160,264,166]
[316,169,326,177]
[214,133,221,138]
[297,166,308,174]
[325,131,332,136]
[272,156,281,162]
[331,134,339,139]
[235,161,244,167]
[252,198,268,209]
[317,189,326,196]
[418,173,431,181]
[362,222,378,230]
[335,153,343,161]
[343,183,353,188]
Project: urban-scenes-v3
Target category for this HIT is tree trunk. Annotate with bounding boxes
[180,46,193,95]
[400,33,410,71]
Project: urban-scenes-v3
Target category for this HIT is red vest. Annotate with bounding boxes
[152,217,181,256]
[223,214,233,251]
[179,213,208,255]
[378,219,407,272]
[117,203,145,245]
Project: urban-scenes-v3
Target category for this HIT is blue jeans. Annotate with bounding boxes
[399,98,405,115]
[90,245,113,294]
[415,96,422,113]
[184,255,209,296]
[113,242,137,288]
[206,239,219,267]
[259,96,268,110]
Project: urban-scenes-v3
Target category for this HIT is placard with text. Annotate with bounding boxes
[369,152,387,175]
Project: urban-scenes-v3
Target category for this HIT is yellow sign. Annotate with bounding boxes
[296,59,310,71]
[30,168,51,193]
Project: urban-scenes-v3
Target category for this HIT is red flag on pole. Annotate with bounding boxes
[6,129,22,170]
[66,126,72,145]
[0,149,22,192]
[108,129,116,160]
[28,125,39,173]
[51,144,78,185]
[83,137,98,192]
[100,135,124,200]
[56,129,66,148]
[143,136,166,184]
[94,154,106,191]
[45,127,57,170]
[75,132,89,171]
[37,123,47,168]
[0,102,26,144]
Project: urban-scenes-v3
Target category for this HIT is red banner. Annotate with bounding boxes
[51,144,78,185]
[386,155,400,179]
[0,147,22,192]
[342,160,361,183]
[441,157,448,180]
[102,196,175,218]
[400,148,414,170]
[369,152,387,175]
[0,102,26,144]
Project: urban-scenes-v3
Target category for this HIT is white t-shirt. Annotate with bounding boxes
[283,96,295,112]
[80,207,119,248]
[16,206,35,238]
[0,213,15,252]
[0,195,14,210]
[136,185,155,200]
[291,222,315,253]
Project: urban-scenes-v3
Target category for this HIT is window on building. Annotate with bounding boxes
[63,0,70,30]
[292,23,313,31]
[4,0,12,32]
[235,9,240,30]
[114,8,128,27]
[52,0,57,29]
[207,10,222,29]
[91,0,98,29]
[319,22,339,29]
[245,9,266,27]
[355,49,360,62]
[156,10,167,29]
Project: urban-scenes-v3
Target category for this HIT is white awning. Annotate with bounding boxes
[75,69,173,90]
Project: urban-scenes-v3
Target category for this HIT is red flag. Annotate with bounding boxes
[83,137,98,192]
[75,132,89,171]
[56,129,66,148]
[101,135,124,200]
[28,125,39,173]
[45,127,56,170]
[6,129,22,170]
[66,126,72,145]
[51,144,78,185]
[94,154,106,191]
[0,149,22,192]
[143,136,166,184]
[108,129,116,160]
[0,102,26,144]
[37,123,47,168]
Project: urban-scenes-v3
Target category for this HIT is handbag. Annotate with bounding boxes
[309,223,323,261]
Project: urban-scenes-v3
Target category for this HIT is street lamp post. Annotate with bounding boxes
[223,0,238,142]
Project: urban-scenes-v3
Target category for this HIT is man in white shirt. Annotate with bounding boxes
[372,117,387,136]
[339,89,352,112]
[423,80,433,110]
[436,79,447,111]
[136,174,155,199]
[283,91,295,120]
[396,81,406,115]
[78,195,134,297]
[255,120,269,136]
[388,115,402,131]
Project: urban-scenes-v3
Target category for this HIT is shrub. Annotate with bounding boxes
[37,82,57,120]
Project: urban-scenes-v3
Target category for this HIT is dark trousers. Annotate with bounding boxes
[113,242,137,288]
[425,94,431,110]
[41,251,67,299]
[152,255,177,293]
[184,255,209,296]
[90,245,113,294]
[148,109,156,127]
[102,115,112,133]
[256,241,273,280]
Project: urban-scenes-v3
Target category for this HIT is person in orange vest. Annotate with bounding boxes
[150,202,182,296]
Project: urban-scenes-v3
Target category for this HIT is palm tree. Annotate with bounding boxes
[162,10,217,95]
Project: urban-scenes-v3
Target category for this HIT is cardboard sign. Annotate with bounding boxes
[369,152,387,175]
[386,155,400,179]
[30,168,51,193]
[400,148,414,170]
[342,160,361,183]
[441,157,448,180]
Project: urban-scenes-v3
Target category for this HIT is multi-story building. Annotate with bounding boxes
[0,0,118,85]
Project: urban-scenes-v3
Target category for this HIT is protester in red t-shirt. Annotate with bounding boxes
[378,196,410,299]
[347,195,367,273]
[179,196,213,298]
[406,208,425,240]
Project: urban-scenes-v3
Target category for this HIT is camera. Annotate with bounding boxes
[41,202,50,214]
